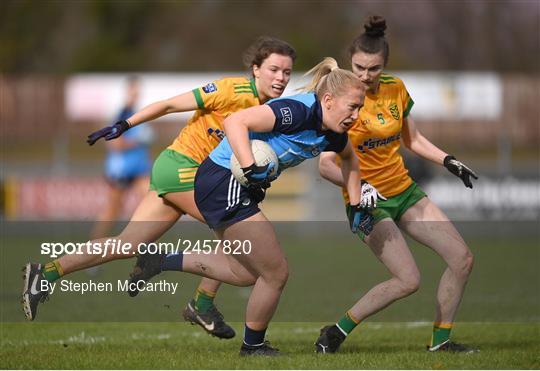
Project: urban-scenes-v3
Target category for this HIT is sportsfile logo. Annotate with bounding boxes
[358,132,401,153]
[280,107,292,125]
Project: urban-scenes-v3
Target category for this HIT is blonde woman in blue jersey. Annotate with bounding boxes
[130,58,377,356]
[22,38,296,338]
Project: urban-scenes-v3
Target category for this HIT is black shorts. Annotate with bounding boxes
[194,158,262,230]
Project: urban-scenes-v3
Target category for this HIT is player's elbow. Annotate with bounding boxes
[318,156,333,179]
[223,112,247,134]
[402,136,414,150]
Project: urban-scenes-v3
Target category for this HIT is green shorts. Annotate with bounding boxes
[347,182,427,239]
[149,149,200,196]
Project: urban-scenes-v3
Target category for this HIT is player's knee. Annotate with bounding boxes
[262,258,289,290]
[458,249,474,278]
[447,246,474,279]
[274,258,289,289]
[236,272,258,287]
[397,273,421,297]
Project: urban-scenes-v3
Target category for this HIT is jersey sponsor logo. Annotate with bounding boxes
[357,132,401,153]
[207,127,225,140]
[280,107,292,125]
[389,102,400,120]
[202,83,217,93]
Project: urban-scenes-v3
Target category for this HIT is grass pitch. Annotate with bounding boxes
[1,221,539,368]
[1,322,539,369]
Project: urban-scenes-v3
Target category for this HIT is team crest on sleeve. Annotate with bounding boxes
[202,83,218,93]
[280,107,292,125]
[389,102,400,120]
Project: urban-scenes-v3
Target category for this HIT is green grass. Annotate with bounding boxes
[1,221,539,368]
[1,322,538,369]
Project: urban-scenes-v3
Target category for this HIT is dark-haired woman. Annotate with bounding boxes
[22,38,296,338]
[316,16,479,353]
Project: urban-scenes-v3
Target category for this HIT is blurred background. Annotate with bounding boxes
[1,0,539,222]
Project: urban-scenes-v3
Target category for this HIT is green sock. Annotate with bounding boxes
[42,260,63,282]
[336,311,360,335]
[431,323,453,347]
[193,288,215,313]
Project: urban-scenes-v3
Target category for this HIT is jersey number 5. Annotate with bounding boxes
[377,113,385,125]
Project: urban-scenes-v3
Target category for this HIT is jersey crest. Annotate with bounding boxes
[389,102,400,120]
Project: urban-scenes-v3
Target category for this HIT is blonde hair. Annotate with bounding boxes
[300,57,363,96]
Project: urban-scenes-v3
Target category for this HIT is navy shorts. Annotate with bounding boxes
[194,158,262,230]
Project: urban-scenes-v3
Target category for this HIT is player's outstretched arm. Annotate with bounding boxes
[401,115,448,164]
[402,115,478,188]
[87,91,199,145]
[126,91,198,127]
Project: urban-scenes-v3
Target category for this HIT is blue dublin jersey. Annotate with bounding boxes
[209,93,348,173]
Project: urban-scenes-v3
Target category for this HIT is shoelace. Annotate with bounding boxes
[39,291,50,303]
[207,306,224,320]
[262,340,279,351]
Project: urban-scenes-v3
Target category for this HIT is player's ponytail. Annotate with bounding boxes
[349,15,389,66]
[300,57,363,97]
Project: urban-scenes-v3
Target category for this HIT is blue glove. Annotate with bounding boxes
[348,204,374,235]
[87,120,131,145]
[241,161,276,189]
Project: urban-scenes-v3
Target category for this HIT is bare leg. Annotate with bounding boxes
[90,183,124,240]
[133,176,150,200]
[398,197,474,324]
[225,212,288,330]
[184,212,288,330]
[163,190,225,297]
[182,247,257,287]
[59,190,181,274]
[348,218,421,321]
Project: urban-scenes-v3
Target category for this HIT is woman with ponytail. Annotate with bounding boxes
[316,15,479,354]
[22,37,296,339]
[131,57,375,356]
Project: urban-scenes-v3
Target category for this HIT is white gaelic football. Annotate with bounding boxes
[230,139,279,186]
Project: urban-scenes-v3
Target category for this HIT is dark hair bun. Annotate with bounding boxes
[364,15,386,38]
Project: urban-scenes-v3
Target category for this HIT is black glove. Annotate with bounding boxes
[347,204,374,235]
[246,184,268,204]
[241,162,276,189]
[87,120,131,145]
[443,155,478,188]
